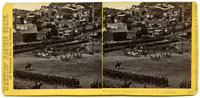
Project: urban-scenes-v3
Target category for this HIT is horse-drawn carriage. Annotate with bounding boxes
[124,50,141,57]
[124,51,141,57]
[35,52,51,59]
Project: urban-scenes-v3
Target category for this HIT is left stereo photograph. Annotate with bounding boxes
[13,3,103,89]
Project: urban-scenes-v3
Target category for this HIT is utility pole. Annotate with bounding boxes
[92,2,95,53]
[181,2,184,54]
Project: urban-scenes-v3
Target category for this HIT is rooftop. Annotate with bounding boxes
[15,23,38,34]
[107,22,128,33]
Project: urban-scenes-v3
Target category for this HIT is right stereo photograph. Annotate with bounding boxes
[103,2,192,88]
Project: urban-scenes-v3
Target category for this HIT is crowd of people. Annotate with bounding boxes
[91,81,103,88]
[33,44,88,59]
[179,80,191,88]
[14,84,24,89]
[90,81,114,88]
[33,43,96,59]
[33,46,59,58]
[103,69,168,87]
[121,43,177,60]
[14,70,80,88]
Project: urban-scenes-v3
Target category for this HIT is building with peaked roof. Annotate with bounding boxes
[14,23,38,43]
[104,22,128,41]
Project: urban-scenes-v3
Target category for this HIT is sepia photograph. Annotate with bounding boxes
[13,2,103,89]
[103,2,192,88]
[1,0,198,96]
[12,1,193,89]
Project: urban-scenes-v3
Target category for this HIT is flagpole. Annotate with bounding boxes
[92,2,95,53]
[181,2,184,54]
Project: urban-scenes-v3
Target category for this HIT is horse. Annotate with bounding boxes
[115,62,121,69]
[25,63,32,71]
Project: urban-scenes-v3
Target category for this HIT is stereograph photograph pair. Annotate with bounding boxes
[2,1,198,96]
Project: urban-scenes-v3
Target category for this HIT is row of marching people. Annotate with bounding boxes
[103,69,168,88]
[150,52,172,60]
[60,52,83,61]
[14,70,80,88]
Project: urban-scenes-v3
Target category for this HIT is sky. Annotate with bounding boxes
[13,2,141,11]
[103,2,141,10]
[13,3,50,11]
